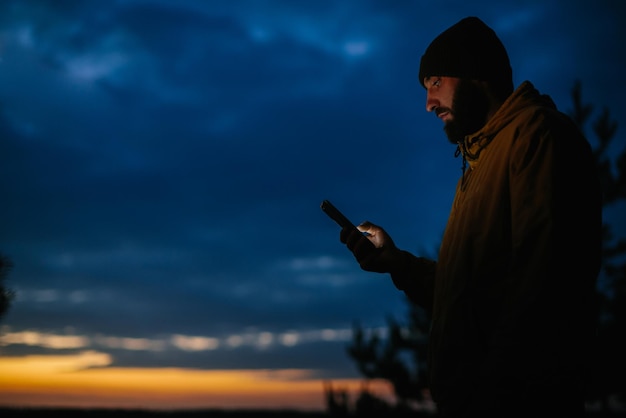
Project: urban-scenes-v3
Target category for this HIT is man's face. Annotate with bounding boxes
[424,76,490,144]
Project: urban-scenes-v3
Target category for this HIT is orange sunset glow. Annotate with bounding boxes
[0,351,392,410]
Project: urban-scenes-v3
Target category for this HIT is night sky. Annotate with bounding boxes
[1,0,625,410]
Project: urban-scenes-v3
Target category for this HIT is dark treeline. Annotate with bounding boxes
[2,406,625,418]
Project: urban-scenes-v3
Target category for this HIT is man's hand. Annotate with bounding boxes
[340,221,400,273]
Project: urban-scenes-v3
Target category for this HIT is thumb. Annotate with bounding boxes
[357,221,387,248]
[357,221,375,236]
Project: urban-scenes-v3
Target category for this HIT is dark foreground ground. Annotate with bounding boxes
[2,407,625,417]
[0,408,328,418]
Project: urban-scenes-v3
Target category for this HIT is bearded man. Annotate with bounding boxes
[339,16,602,417]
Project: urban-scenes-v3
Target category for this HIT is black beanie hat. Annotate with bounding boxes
[418,17,512,89]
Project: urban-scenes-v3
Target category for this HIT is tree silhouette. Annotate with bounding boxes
[569,80,626,412]
[327,80,626,415]
[347,303,430,409]
[0,253,14,321]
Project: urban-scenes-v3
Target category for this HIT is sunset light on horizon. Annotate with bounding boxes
[0,349,393,411]
[0,327,393,411]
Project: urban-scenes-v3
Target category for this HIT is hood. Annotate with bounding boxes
[458,81,557,170]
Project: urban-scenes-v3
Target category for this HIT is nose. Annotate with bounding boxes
[426,91,438,113]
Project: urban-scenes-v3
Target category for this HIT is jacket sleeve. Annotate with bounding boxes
[389,251,437,313]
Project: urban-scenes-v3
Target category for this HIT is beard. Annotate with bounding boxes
[443,79,490,144]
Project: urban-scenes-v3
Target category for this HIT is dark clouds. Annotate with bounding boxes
[1,0,625,382]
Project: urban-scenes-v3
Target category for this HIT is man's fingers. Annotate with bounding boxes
[346,229,365,251]
[351,232,377,259]
[339,226,351,244]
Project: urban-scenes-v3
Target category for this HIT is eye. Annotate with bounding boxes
[433,78,441,87]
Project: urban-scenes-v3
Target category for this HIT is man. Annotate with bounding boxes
[340,17,602,417]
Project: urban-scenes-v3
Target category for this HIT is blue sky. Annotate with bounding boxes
[1,0,625,396]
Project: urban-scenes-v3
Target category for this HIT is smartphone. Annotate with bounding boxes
[321,199,374,251]
[321,199,357,230]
